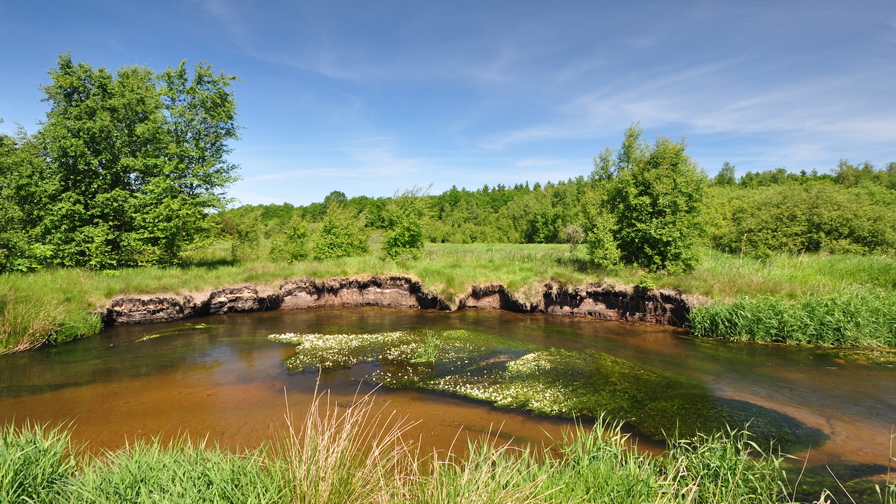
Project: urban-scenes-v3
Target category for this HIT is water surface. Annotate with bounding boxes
[1,307,894,467]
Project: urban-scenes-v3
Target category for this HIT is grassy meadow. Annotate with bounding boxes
[2,239,895,354]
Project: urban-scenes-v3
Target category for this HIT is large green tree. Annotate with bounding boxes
[589,124,706,273]
[32,54,239,269]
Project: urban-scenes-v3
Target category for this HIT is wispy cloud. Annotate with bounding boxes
[200,0,250,44]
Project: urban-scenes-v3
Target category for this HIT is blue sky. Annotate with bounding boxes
[2,1,894,206]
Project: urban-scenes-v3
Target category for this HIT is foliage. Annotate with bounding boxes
[713,161,737,186]
[0,127,40,273]
[591,124,706,273]
[560,223,584,252]
[230,214,262,263]
[581,191,620,268]
[270,214,310,263]
[705,182,896,257]
[689,287,896,348]
[382,188,427,260]
[313,204,370,260]
[1,54,240,270]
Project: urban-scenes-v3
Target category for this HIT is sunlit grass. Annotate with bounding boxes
[0,390,814,504]
[2,242,895,353]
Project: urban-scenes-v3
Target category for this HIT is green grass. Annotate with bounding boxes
[4,391,860,504]
[689,288,896,348]
[1,243,895,353]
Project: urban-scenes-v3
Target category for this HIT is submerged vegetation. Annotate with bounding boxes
[6,392,890,504]
[270,329,825,450]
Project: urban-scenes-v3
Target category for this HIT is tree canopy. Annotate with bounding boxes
[0,54,240,271]
[589,125,706,273]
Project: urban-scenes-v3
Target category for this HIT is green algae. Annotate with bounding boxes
[269,329,827,449]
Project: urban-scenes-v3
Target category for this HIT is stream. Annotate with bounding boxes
[1,307,894,469]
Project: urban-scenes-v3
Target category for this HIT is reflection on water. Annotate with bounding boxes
[1,307,894,467]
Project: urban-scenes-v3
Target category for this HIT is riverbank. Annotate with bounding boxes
[0,393,847,504]
[2,244,895,354]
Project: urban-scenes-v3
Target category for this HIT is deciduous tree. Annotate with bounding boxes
[33,54,240,268]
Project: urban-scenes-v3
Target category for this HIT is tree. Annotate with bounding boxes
[312,204,370,260]
[33,54,239,269]
[714,162,736,186]
[270,214,310,263]
[589,124,706,273]
[0,124,53,273]
[382,188,427,260]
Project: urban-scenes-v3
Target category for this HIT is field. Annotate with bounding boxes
[2,241,895,354]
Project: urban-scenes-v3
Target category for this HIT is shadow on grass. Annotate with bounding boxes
[176,257,240,270]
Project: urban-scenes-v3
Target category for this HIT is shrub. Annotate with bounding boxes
[382,189,426,261]
[312,204,369,260]
[270,215,310,263]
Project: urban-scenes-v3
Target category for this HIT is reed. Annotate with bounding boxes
[688,288,896,348]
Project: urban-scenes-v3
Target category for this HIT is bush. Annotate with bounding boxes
[312,204,369,260]
[382,189,426,261]
[270,215,310,263]
[590,125,705,273]
[705,183,896,257]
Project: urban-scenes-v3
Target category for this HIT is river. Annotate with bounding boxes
[1,307,894,468]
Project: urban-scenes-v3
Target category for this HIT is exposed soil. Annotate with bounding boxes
[102,275,700,328]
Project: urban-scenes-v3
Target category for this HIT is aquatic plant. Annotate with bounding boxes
[270,329,823,448]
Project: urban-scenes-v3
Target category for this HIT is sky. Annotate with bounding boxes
[1,0,894,206]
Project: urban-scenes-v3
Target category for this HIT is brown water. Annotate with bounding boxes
[1,307,894,468]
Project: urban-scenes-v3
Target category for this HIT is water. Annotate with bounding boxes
[1,307,894,468]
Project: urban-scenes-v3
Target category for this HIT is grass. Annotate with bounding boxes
[1,388,838,504]
[1,242,895,353]
[689,288,896,348]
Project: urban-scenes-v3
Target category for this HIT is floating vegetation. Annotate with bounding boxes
[270,330,827,449]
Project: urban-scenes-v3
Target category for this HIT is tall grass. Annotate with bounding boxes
[0,390,827,504]
[70,436,287,504]
[689,288,896,348]
[0,421,76,502]
[280,388,419,504]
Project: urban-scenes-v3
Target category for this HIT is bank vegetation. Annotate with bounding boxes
[6,390,890,504]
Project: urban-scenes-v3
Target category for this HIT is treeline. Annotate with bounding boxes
[3,52,895,276]
[706,161,896,257]
[218,151,896,267]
